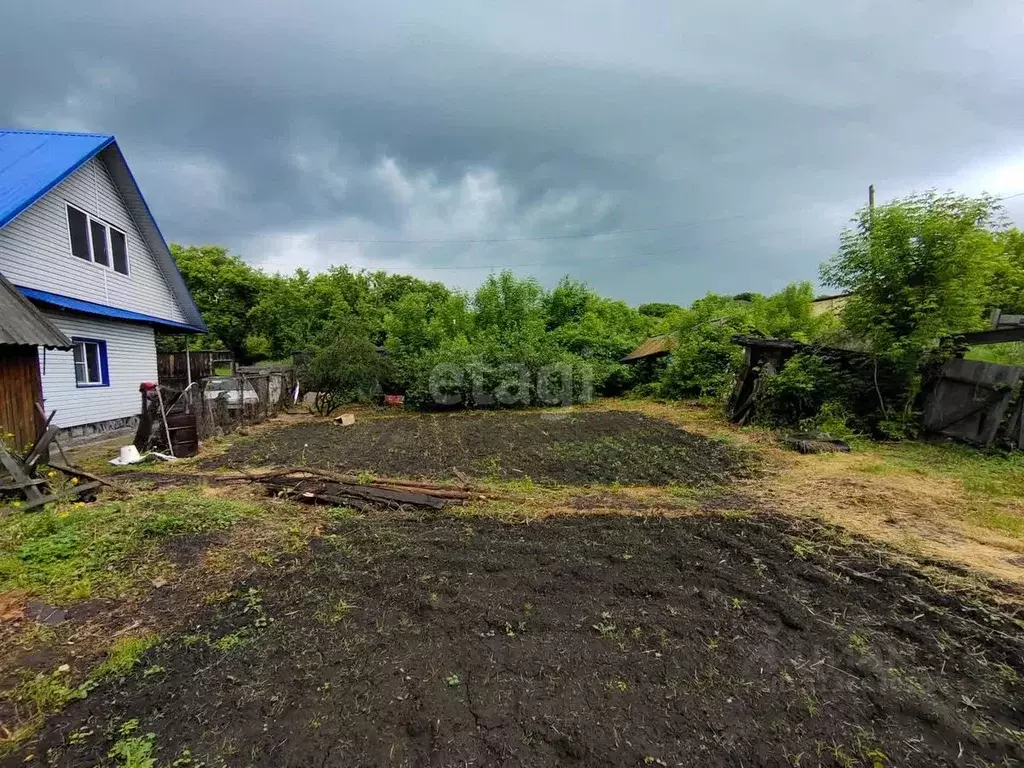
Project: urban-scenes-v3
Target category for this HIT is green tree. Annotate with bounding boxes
[170,244,266,360]
[637,302,681,318]
[821,191,1006,361]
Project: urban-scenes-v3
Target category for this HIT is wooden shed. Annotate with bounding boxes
[0,273,72,450]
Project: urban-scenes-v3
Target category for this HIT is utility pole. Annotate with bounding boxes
[868,184,875,229]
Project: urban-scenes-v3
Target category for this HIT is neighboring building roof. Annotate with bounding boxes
[0,272,72,348]
[812,292,853,303]
[18,286,205,333]
[621,333,678,362]
[0,129,207,333]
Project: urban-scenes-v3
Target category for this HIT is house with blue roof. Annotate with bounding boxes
[0,129,206,441]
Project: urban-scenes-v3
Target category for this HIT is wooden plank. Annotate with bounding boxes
[24,425,59,470]
[923,358,1024,444]
[0,443,42,500]
[20,481,102,511]
[932,389,1004,432]
[0,478,45,492]
[954,327,1024,346]
[46,463,116,488]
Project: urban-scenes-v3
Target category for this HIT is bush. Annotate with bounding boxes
[303,320,388,414]
[657,283,837,401]
[756,354,854,428]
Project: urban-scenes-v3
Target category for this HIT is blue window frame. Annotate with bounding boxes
[71,337,109,387]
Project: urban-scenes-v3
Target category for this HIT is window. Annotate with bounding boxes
[65,204,129,275]
[72,338,109,387]
[67,206,90,261]
[110,229,128,274]
[90,219,110,266]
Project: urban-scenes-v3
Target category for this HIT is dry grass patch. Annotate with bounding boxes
[753,449,1024,586]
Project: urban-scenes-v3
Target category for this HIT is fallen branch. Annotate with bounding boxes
[47,463,117,488]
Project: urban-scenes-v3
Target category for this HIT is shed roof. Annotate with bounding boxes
[621,333,678,362]
[0,272,72,348]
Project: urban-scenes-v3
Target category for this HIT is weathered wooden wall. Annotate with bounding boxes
[0,345,43,451]
[923,358,1024,447]
[157,350,233,383]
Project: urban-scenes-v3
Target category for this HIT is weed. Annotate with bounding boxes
[93,634,159,680]
[318,599,356,625]
[444,674,461,687]
[68,726,94,745]
[886,666,925,696]
[108,720,157,768]
[12,664,84,714]
[213,631,249,652]
[730,597,744,611]
[802,689,819,716]
[329,506,361,519]
[170,749,204,767]
[593,614,617,637]
[0,490,263,602]
[848,633,869,656]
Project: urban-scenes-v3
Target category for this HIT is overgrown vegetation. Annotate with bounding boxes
[0,491,263,601]
[166,190,1024,428]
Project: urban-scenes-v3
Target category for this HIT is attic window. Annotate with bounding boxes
[66,204,129,276]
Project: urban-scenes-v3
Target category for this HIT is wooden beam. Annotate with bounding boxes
[953,327,1024,346]
[24,425,59,470]
[20,481,103,511]
[0,444,42,501]
[46,463,116,488]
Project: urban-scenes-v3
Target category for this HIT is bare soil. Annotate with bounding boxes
[202,410,745,486]
[12,512,1023,767]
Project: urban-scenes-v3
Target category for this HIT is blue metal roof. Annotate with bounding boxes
[18,286,207,333]
[0,129,207,333]
[0,130,114,228]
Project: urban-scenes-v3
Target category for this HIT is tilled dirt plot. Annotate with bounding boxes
[202,410,743,486]
[14,513,1023,767]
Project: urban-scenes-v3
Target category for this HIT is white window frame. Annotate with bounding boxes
[65,203,130,276]
[72,338,108,388]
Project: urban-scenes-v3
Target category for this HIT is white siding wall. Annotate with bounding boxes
[0,157,186,324]
[39,313,156,428]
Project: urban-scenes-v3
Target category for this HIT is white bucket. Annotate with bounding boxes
[117,445,142,464]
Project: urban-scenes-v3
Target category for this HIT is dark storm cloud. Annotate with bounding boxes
[2,1,1023,302]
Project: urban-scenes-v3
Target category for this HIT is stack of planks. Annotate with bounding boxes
[0,408,109,510]
[242,468,485,512]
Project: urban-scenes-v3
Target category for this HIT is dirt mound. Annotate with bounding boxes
[16,513,1023,767]
[202,410,744,486]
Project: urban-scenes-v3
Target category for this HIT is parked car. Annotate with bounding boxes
[204,377,259,409]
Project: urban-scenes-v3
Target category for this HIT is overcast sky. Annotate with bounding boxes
[3,1,1023,305]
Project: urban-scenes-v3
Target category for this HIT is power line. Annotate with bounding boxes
[397,189,1024,273]
[309,190,1024,247]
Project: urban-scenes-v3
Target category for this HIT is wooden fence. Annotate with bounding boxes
[922,358,1024,448]
[157,350,234,385]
